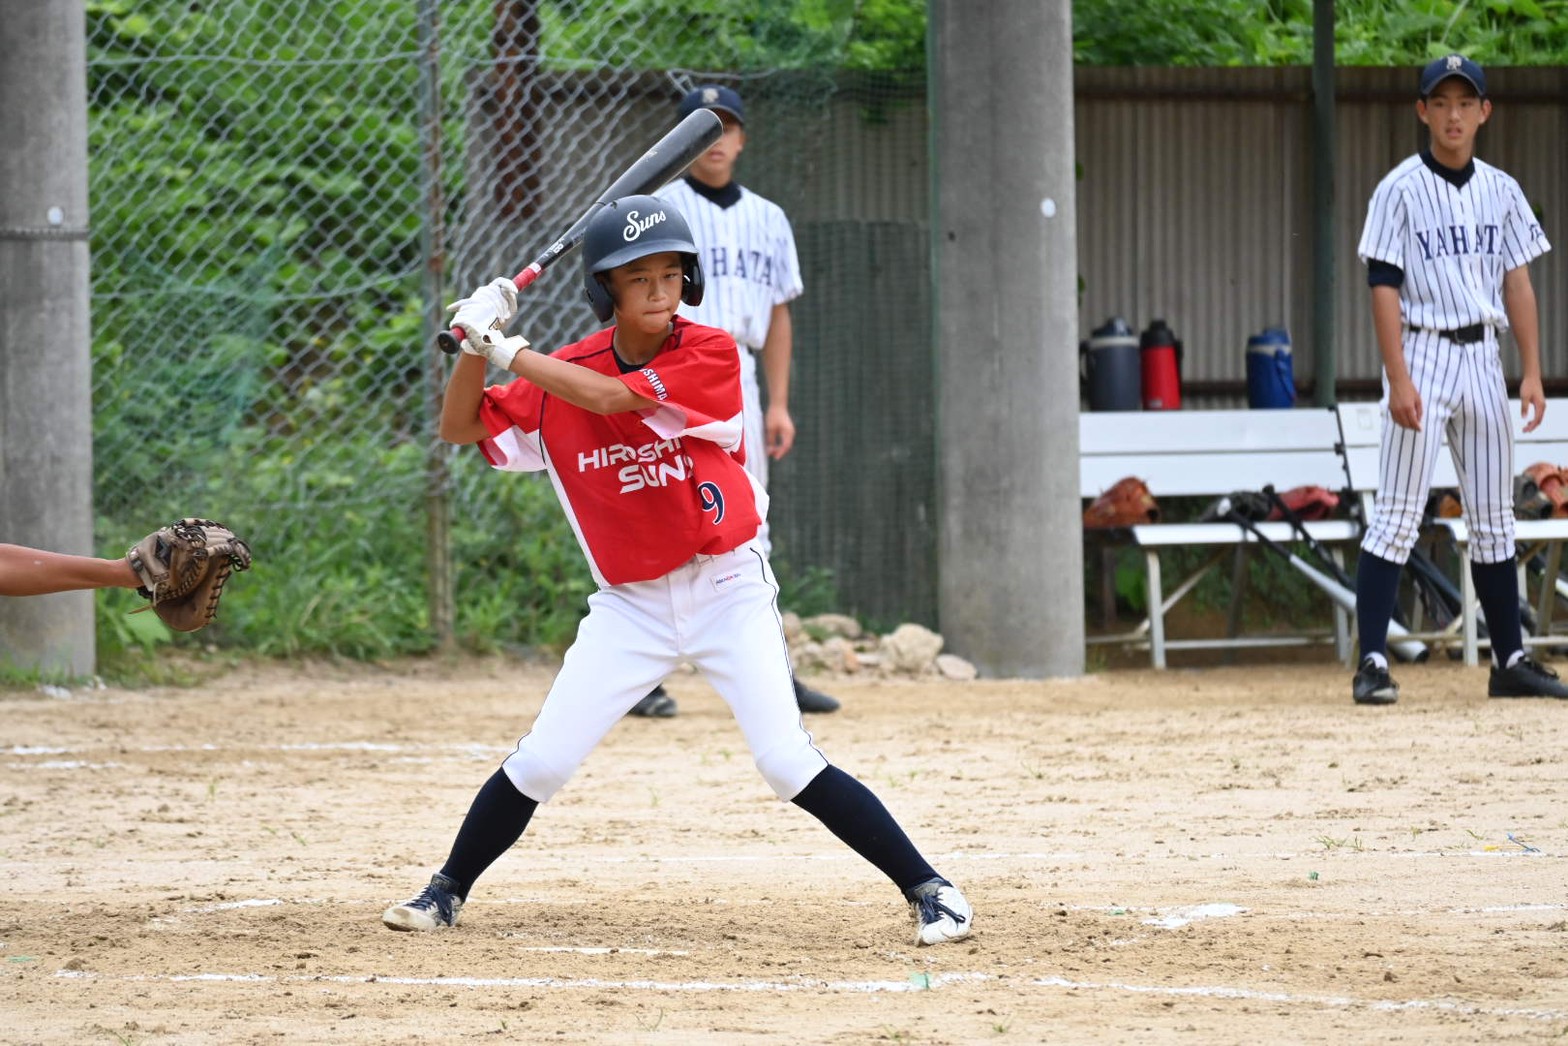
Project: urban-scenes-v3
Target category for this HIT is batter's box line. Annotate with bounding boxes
[50,970,1568,1019]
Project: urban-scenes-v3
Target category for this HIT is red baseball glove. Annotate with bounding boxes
[1083,477,1160,529]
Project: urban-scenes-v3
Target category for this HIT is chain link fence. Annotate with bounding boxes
[85,1,936,659]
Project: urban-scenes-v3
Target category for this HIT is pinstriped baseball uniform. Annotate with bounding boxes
[657,175,803,501]
[1357,151,1552,565]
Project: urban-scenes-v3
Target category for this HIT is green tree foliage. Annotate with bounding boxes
[1073,0,1568,66]
[540,0,1568,69]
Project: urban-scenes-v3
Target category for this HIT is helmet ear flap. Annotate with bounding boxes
[584,272,615,323]
[681,255,704,308]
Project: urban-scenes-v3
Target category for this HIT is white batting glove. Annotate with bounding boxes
[447,276,519,355]
[474,332,531,370]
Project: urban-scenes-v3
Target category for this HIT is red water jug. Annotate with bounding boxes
[1140,318,1182,410]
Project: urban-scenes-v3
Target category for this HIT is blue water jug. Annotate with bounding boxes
[1246,327,1296,409]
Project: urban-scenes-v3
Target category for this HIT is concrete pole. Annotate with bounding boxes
[0,0,95,677]
[929,0,1082,677]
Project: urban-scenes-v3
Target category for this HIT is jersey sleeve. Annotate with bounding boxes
[1501,176,1551,271]
[772,205,804,307]
[1357,175,1406,269]
[476,378,547,472]
[617,326,745,452]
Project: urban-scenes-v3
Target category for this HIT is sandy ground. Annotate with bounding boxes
[2,655,1566,1045]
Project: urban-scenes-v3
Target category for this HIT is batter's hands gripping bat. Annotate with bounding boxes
[436,108,725,355]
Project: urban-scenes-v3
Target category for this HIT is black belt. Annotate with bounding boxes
[1410,323,1487,344]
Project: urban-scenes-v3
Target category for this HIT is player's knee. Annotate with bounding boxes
[1367,513,1421,559]
[501,747,571,804]
[1466,527,1514,564]
[754,742,827,800]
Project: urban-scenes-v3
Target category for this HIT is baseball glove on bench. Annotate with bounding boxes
[1083,476,1161,529]
[1517,462,1568,520]
[126,518,253,632]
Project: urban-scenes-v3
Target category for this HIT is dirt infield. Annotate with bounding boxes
[3,656,1566,1044]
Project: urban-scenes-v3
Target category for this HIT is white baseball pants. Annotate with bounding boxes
[1362,328,1516,565]
[501,539,826,802]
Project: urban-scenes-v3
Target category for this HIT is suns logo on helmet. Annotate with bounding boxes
[622,209,667,242]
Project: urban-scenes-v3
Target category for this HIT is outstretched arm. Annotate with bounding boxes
[0,544,138,597]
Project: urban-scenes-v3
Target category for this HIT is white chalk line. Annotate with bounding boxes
[49,969,1568,1020]
[6,741,507,757]
[126,896,1568,929]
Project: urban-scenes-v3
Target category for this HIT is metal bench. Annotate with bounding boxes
[1081,408,1358,669]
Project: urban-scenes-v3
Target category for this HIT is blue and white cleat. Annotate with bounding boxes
[906,877,973,946]
[383,873,464,931]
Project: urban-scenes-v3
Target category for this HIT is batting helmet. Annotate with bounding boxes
[581,195,704,323]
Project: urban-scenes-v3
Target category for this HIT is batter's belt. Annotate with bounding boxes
[1408,322,1487,344]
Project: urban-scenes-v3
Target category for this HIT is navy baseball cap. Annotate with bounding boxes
[1419,54,1486,98]
[678,84,745,126]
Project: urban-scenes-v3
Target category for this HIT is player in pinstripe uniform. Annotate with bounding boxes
[626,83,839,717]
[1353,54,1568,705]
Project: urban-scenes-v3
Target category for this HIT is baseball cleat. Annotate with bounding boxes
[1352,656,1399,705]
[793,678,840,714]
[383,873,464,931]
[1489,656,1568,699]
[905,877,972,946]
[628,685,678,718]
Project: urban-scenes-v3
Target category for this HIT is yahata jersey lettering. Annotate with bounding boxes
[477,318,766,587]
[657,178,802,350]
[1358,153,1550,331]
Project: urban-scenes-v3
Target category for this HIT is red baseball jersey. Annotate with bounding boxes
[477,317,766,587]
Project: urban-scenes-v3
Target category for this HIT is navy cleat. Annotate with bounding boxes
[1352,656,1399,706]
[1489,656,1568,699]
[628,684,678,718]
[793,678,840,714]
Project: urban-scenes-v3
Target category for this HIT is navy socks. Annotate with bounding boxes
[791,765,937,893]
[1470,557,1523,666]
[440,767,538,899]
[1355,550,1404,660]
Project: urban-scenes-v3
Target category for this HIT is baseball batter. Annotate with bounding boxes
[381,196,973,947]
[1353,54,1567,704]
[631,81,838,717]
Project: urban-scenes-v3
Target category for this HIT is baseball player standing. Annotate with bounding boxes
[1353,54,1567,705]
[626,83,840,719]
[381,196,973,948]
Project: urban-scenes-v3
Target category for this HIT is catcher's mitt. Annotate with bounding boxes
[1083,476,1160,529]
[126,518,253,632]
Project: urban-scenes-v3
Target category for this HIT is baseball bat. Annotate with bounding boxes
[1216,498,1430,663]
[436,108,725,355]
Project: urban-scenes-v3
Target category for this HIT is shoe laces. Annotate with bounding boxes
[1514,656,1558,679]
[405,876,457,919]
[1358,659,1391,682]
[910,883,967,929]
